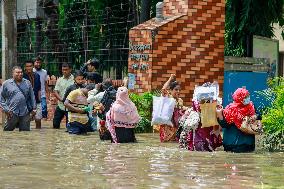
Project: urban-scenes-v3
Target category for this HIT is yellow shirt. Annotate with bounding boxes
[66,89,89,124]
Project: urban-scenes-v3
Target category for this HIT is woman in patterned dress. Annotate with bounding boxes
[157,74,186,142]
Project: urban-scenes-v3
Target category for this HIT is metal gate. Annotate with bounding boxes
[223,57,271,113]
[3,0,137,79]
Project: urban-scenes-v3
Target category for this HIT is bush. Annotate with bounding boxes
[129,90,160,133]
[135,117,152,133]
[259,77,284,151]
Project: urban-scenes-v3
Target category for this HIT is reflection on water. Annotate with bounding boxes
[0,128,283,189]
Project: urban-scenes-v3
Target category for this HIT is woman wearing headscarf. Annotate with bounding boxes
[106,86,140,143]
[216,88,257,153]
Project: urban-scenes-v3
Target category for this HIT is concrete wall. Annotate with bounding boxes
[0,0,58,20]
[273,23,284,76]
[1,0,38,20]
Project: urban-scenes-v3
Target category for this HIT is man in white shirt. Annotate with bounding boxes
[33,56,49,119]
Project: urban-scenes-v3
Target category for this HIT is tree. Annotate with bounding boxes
[140,0,151,23]
[136,0,162,24]
[225,0,284,57]
[259,77,284,151]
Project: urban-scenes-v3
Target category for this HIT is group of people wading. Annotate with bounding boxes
[0,57,139,144]
[0,57,261,152]
[153,74,261,153]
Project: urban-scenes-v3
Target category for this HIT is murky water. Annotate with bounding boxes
[0,126,283,189]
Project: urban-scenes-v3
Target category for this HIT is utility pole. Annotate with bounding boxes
[2,0,17,80]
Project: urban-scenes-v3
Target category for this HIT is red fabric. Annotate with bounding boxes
[185,125,222,151]
[223,88,255,128]
[172,108,185,128]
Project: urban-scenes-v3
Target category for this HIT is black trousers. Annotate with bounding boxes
[111,127,136,143]
[53,106,68,129]
[224,144,255,153]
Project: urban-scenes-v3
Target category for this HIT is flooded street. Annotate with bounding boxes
[0,125,283,189]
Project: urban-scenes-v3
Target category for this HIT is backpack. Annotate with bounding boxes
[98,86,117,120]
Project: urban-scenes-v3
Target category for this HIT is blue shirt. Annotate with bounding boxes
[0,78,36,116]
[23,72,41,103]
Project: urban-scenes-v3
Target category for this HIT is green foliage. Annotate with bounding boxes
[12,0,176,77]
[260,77,284,151]
[129,92,158,133]
[225,0,284,57]
[58,0,105,70]
[135,117,152,133]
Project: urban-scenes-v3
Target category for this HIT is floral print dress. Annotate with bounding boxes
[178,101,222,151]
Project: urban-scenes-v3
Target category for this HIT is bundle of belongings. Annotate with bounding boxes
[91,81,117,140]
[240,116,263,135]
[194,82,220,128]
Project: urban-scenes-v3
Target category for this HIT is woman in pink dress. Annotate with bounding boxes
[180,100,222,151]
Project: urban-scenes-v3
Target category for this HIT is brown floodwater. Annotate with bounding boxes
[0,125,283,189]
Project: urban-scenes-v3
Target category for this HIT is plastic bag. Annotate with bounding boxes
[151,96,176,126]
[193,82,219,102]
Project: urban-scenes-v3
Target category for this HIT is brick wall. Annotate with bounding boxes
[128,29,153,93]
[128,0,225,106]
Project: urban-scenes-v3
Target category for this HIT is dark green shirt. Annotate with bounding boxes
[218,118,255,153]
